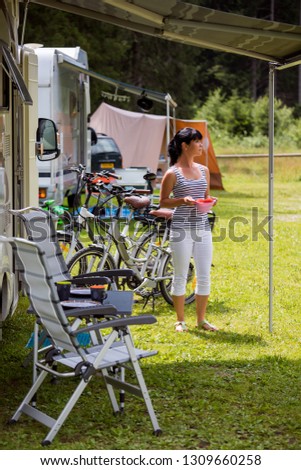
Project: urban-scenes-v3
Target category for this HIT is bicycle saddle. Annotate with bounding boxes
[124,196,150,209]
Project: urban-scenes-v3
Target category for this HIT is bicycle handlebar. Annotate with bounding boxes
[70,165,150,203]
[100,171,122,180]
[70,164,86,173]
[70,164,121,180]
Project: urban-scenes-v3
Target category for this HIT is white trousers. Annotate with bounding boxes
[169,227,213,296]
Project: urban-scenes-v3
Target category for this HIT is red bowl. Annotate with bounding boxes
[196,198,215,213]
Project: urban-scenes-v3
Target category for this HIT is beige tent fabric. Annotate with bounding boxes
[91,103,224,190]
[90,102,167,172]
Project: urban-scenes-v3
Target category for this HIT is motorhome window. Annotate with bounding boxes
[1,44,33,105]
[0,50,9,109]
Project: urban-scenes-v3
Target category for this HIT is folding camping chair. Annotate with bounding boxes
[1,236,161,445]
[10,207,141,413]
[10,207,134,370]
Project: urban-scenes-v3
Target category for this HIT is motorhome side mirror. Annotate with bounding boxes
[36,118,60,161]
[89,126,98,146]
[143,171,157,181]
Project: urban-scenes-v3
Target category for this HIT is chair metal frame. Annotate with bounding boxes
[10,207,134,375]
[0,235,161,446]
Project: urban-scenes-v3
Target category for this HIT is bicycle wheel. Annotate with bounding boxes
[131,225,169,256]
[56,231,84,261]
[129,228,168,278]
[67,245,116,277]
[159,253,196,305]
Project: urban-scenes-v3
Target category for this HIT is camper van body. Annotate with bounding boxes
[35,46,91,205]
[0,2,40,330]
[0,2,59,334]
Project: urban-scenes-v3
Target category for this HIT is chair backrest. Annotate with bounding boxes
[1,236,80,354]
[10,208,71,283]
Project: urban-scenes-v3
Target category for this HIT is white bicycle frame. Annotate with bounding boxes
[110,214,172,296]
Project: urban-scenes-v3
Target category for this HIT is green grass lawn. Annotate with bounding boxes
[0,157,301,450]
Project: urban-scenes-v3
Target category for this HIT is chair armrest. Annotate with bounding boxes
[64,304,118,319]
[71,314,157,334]
[74,269,134,280]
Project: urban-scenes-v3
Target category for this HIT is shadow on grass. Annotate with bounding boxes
[0,354,300,450]
[183,299,265,346]
[188,328,266,345]
[206,299,235,316]
[0,299,300,449]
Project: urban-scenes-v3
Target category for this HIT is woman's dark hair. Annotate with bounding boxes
[168,127,203,165]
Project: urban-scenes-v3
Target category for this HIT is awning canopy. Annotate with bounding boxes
[31,0,301,69]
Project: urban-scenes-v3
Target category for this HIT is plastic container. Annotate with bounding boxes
[90,284,108,302]
[195,198,215,213]
[56,281,71,301]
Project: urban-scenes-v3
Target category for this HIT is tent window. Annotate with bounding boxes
[1,44,32,105]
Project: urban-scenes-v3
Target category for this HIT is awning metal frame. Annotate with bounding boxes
[58,50,177,158]
[1,41,33,104]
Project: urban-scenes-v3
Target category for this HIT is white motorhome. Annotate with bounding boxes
[0,1,59,336]
[0,1,172,338]
[34,46,91,205]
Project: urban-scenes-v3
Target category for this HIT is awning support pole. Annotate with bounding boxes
[268,63,275,333]
[166,98,170,149]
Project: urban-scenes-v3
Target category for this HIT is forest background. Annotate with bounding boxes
[22,0,301,154]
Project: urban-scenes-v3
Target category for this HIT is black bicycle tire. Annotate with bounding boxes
[129,228,168,276]
[159,253,196,305]
[129,227,168,258]
[67,245,116,277]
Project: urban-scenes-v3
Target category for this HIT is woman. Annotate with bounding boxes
[160,127,218,332]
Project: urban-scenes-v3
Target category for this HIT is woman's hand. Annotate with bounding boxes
[183,196,196,206]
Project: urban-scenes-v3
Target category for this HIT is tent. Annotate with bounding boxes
[91,103,224,190]
[32,0,301,331]
[57,45,224,188]
[90,102,167,171]
[175,119,224,190]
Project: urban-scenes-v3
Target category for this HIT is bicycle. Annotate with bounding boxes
[39,199,85,261]
[66,176,196,306]
[53,165,126,265]
[55,164,156,266]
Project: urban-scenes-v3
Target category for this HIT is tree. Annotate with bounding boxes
[192,0,301,105]
[21,1,301,116]
[22,3,199,117]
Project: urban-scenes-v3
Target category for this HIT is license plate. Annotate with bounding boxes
[100,162,114,168]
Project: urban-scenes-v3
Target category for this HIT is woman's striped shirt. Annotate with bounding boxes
[171,164,210,230]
